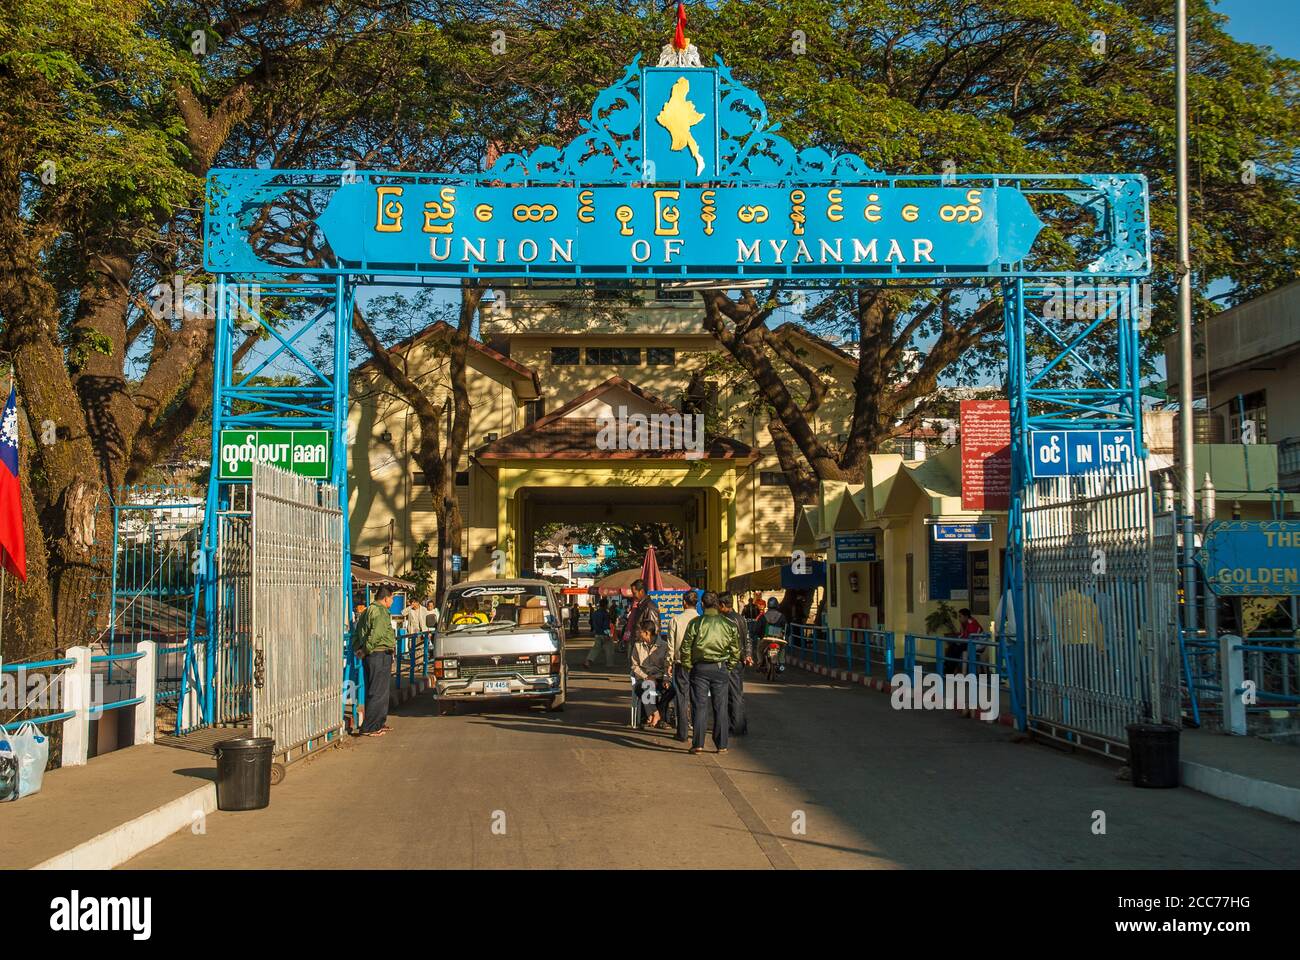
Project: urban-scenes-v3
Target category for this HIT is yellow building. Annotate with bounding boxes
[795,448,1008,640]
[347,285,859,589]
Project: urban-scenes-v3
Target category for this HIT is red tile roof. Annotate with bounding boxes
[475,376,756,461]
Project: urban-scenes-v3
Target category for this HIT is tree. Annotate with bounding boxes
[0,0,544,648]
[678,0,1300,508]
[352,286,484,607]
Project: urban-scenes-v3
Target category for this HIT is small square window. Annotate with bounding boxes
[551,347,580,365]
[646,347,676,366]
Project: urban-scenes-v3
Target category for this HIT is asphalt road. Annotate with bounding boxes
[122,643,1300,869]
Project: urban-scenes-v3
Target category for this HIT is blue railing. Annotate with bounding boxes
[1,650,147,734]
[902,633,997,677]
[394,628,434,689]
[1182,629,1300,723]
[1,657,77,732]
[785,623,896,676]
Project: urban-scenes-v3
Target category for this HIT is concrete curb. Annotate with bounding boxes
[1180,760,1300,823]
[390,676,430,707]
[32,783,217,870]
[787,654,1012,725]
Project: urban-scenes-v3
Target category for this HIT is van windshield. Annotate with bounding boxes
[443,585,553,630]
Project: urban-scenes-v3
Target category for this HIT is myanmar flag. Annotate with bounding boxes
[0,387,27,582]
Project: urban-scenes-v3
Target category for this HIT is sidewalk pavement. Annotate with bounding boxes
[1,672,430,869]
[1181,727,1300,822]
[0,744,216,870]
[788,649,1300,823]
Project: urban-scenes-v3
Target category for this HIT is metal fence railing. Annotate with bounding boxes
[786,623,897,676]
[1181,629,1300,729]
[2,643,158,767]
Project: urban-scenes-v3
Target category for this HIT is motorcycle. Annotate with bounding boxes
[762,636,787,682]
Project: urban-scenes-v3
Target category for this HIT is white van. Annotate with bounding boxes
[432,579,567,715]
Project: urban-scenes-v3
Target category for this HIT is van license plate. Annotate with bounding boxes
[484,680,510,693]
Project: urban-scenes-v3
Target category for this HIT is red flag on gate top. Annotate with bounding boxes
[673,2,688,51]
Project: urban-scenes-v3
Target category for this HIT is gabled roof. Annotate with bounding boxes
[354,319,541,399]
[772,323,859,369]
[475,376,756,462]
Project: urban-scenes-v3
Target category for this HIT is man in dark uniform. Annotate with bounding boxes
[718,592,752,736]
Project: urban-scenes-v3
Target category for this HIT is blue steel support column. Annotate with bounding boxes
[191,274,232,729]
[1004,278,1029,731]
[335,277,356,728]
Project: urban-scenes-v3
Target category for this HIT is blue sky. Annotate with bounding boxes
[1216,0,1300,58]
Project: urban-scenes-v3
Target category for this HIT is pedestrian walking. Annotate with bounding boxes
[568,600,580,634]
[680,591,742,754]
[665,590,699,742]
[718,592,751,736]
[583,598,617,669]
[352,585,398,737]
[403,596,425,636]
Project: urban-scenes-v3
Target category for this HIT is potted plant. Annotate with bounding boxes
[925,600,960,637]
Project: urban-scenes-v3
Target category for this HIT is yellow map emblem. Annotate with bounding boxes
[655,76,706,176]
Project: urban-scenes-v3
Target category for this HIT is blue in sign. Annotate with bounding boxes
[1031,430,1136,477]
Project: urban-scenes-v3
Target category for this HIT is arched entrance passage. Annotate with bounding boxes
[486,462,743,590]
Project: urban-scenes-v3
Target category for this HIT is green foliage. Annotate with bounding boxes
[407,539,437,599]
[925,600,960,635]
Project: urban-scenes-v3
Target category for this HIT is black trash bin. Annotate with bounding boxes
[1126,723,1180,788]
[213,737,274,811]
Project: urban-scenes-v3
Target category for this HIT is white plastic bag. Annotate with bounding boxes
[5,722,48,799]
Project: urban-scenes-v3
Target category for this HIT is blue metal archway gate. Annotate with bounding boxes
[184,46,1155,738]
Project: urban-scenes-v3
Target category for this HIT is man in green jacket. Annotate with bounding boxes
[353,585,397,737]
[680,591,742,755]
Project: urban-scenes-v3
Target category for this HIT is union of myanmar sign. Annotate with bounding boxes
[317,181,1040,277]
[204,58,1149,280]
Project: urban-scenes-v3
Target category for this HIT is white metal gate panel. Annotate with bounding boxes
[251,464,345,757]
[214,511,253,725]
[1022,462,1179,753]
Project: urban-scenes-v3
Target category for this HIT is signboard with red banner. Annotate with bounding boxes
[960,399,1011,511]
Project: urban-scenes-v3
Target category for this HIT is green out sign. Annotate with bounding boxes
[219,429,331,480]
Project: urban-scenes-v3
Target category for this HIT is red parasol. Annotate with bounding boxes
[640,545,665,592]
